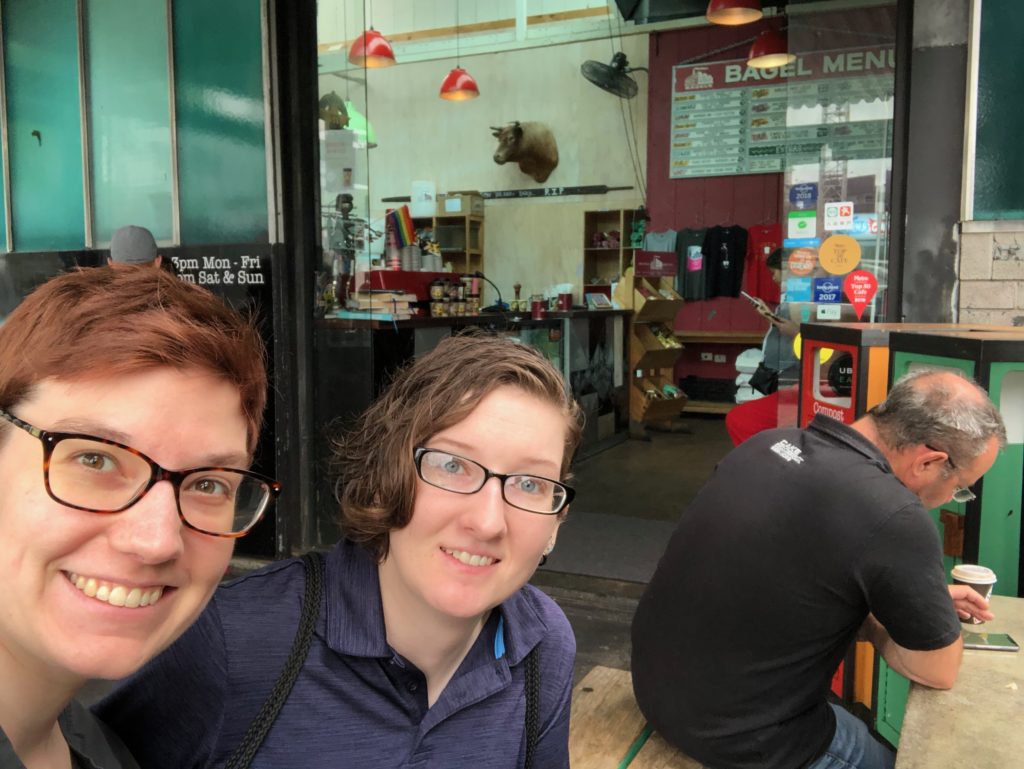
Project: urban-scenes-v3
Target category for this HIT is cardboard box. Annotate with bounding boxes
[438,191,485,216]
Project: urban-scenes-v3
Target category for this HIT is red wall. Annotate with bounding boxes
[645,25,781,380]
[646,25,784,232]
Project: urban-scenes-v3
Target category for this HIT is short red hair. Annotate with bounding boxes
[0,267,267,453]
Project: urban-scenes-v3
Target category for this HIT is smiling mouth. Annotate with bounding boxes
[65,571,166,609]
[441,547,497,567]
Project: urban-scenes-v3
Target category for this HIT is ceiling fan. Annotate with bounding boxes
[581,52,648,99]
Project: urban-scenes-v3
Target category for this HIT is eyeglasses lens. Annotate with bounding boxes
[50,438,150,509]
[418,449,566,514]
[49,438,269,535]
[504,476,564,514]
[952,487,976,504]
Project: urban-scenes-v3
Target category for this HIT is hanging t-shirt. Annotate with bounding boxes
[743,223,782,305]
[702,225,748,298]
[675,228,708,300]
[644,230,678,253]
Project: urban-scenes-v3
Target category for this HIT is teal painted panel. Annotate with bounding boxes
[3,0,85,250]
[173,0,267,244]
[983,363,1024,597]
[890,352,976,381]
[974,0,1024,220]
[874,657,909,748]
[86,0,172,244]
[978,442,1023,596]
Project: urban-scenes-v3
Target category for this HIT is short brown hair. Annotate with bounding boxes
[334,330,583,560]
[0,267,267,454]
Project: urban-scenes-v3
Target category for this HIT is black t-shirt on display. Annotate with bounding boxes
[702,225,748,298]
[631,416,961,769]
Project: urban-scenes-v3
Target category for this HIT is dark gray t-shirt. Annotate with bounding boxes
[632,416,961,769]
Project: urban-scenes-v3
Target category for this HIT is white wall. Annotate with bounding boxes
[359,34,648,300]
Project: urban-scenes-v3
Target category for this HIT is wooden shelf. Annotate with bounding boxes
[682,400,735,414]
[630,376,688,422]
[582,208,642,287]
[676,331,764,345]
[406,211,484,293]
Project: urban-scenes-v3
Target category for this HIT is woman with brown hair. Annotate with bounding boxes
[100,332,584,769]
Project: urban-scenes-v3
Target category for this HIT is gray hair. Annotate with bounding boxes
[868,368,1007,465]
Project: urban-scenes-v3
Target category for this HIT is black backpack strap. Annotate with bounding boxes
[225,551,325,769]
[523,645,540,769]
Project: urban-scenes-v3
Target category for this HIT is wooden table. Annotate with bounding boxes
[896,595,1024,767]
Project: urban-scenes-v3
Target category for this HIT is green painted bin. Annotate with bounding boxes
[875,330,1024,747]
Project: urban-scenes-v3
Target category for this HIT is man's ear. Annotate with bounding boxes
[910,444,949,480]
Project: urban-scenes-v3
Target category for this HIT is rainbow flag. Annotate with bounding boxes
[387,205,416,247]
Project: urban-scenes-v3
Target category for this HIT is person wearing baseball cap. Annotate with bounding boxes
[108,225,162,268]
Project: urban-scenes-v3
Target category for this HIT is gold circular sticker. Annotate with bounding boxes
[787,247,817,276]
[818,235,861,275]
[792,333,835,363]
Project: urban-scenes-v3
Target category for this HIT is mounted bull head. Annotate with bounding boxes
[490,120,559,184]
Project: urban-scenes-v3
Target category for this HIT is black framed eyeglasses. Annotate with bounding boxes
[0,408,281,538]
[926,443,976,504]
[413,447,574,515]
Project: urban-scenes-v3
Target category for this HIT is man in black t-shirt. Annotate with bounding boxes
[632,370,1005,769]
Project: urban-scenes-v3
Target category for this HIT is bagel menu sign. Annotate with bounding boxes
[670,47,894,179]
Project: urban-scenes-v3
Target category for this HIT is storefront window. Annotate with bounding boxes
[777,5,897,423]
[316,0,373,311]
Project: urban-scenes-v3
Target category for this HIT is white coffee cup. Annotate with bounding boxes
[951,564,997,624]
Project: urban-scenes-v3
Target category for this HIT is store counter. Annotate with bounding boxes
[316,307,629,398]
[895,595,1024,767]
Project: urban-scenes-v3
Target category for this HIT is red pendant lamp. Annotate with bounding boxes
[440,67,479,100]
[439,1,479,101]
[348,28,395,68]
[748,27,796,69]
[706,0,763,25]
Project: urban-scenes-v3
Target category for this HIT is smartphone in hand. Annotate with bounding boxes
[740,291,783,323]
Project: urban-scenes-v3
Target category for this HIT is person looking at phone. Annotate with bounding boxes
[97,332,583,768]
[0,267,274,769]
[632,369,1005,769]
[727,248,799,445]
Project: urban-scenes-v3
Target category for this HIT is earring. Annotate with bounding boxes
[540,539,555,566]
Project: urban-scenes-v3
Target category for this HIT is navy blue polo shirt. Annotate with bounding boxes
[96,539,575,768]
[2,700,139,769]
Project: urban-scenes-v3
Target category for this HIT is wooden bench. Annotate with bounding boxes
[569,666,703,769]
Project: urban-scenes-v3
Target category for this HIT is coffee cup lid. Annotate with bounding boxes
[951,564,997,584]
